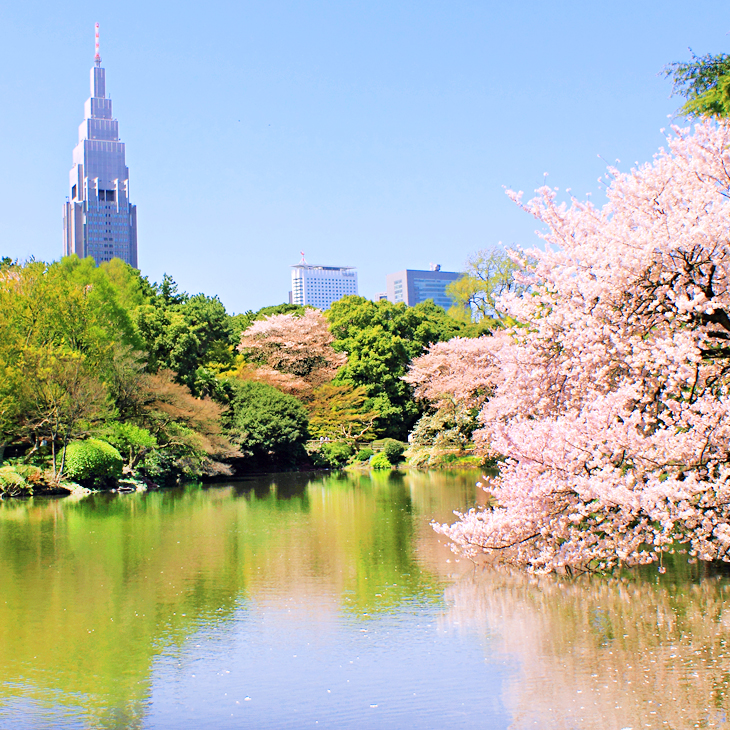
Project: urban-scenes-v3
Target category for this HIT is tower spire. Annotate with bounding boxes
[94,22,101,67]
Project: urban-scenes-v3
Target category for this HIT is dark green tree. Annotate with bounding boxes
[135,276,232,393]
[224,380,309,464]
[325,296,465,439]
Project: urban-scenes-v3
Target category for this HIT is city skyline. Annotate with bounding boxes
[1,2,729,313]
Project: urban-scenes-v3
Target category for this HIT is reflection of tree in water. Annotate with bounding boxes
[0,471,474,728]
[442,566,730,729]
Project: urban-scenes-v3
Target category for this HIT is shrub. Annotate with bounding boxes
[0,466,31,496]
[370,452,393,470]
[322,442,355,468]
[103,422,157,466]
[137,449,178,486]
[308,441,354,469]
[226,380,309,463]
[381,438,406,464]
[354,447,374,462]
[62,438,123,487]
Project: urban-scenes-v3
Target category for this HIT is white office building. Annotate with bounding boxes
[290,262,358,309]
[63,26,138,267]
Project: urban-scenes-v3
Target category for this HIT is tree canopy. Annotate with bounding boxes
[326,296,465,439]
[445,247,523,324]
[431,122,730,573]
[224,380,309,463]
[665,52,730,118]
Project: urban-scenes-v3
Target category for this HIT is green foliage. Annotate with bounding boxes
[664,52,730,118]
[136,449,179,485]
[63,438,123,487]
[326,296,465,440]
[307,383,378,442]
[102,422,157,468]
[0,465,31,495]
[310,441,355,469]
[354,447,375,462]
[381,438,406,464]
[369,452,393,470]
[225,380,309,463]
[254,303,306,319]
[135,275,232,393]
[409,408,478,450]
[446,247,523,324]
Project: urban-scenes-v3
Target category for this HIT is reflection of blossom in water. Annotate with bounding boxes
[442,568,730,729]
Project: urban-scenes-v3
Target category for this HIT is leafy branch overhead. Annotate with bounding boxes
[665,52,730,118]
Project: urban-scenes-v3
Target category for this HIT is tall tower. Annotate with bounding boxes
[63,24,138,267]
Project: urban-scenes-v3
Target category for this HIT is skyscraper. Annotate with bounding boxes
[63,24,138,268]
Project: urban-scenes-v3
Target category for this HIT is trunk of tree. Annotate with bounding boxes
[57,428,72,480]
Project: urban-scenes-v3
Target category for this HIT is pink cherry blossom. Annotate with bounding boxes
[420,121,730,572]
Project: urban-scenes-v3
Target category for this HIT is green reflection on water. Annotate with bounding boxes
[0,469,482,728]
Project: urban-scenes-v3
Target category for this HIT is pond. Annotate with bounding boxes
[0,469,728,729]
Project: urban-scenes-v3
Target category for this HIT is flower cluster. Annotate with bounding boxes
[423,122,730,572]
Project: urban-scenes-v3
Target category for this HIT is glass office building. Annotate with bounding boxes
[385,266,460,310]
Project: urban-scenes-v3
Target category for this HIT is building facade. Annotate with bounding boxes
[385,265,460,310]
[63,27,138,267]
[290,263,358,309]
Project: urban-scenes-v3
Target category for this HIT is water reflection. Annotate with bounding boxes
[0,470,485,729]
[443,566,730,729]
[3,470,726,729]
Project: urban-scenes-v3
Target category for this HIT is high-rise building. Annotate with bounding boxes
[290,257,358,309]
[385,265,460,310]
[63,24,138,268]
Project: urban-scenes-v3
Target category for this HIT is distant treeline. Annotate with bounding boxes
[0,255,491,493]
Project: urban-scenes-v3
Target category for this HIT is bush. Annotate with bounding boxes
[321,442,355,468]
[137,449,178,486]
[309,441,355,469]
[62,439,123,487]
[381,438,406,464]
[354,447,374,462]
[103,422,157,466]
[370,452,393,470]
[0,466,32,496]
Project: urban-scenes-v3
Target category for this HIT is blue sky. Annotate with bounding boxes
[1,1,729,313]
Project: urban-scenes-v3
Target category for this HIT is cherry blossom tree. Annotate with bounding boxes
[237,309,346,397]
[428,121,730,573]
[405,335,500,412]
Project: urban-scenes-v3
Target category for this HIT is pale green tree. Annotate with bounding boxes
[446,247,522,323]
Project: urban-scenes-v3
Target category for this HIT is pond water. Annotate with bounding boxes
[0,470,728,730]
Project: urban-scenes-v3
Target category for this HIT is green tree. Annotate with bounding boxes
[664,52,730,118]
[307,383,378,443]
[0,260,136,472]
[326,296,465,439]
[224,380,309,463]
[17,348,109,478]
[135,275,232,393]
[446,247,522,324]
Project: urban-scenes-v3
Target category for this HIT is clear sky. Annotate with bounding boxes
[1,1,729,313]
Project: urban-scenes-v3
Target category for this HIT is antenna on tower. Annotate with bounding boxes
[299,251,308,265]
[94,23,101,66]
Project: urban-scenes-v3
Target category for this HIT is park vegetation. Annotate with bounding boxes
[0,255,475,494]
[4,50,730,577]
